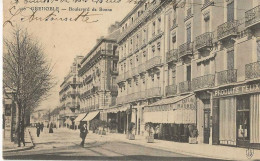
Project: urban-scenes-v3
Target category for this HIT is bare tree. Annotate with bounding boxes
[3,28,56,147]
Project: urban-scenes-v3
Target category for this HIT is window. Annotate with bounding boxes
[172,66,176,85]
[227,50,234,70]
[152,21,156,36]
[187,26,191,43]
[227,1,234,22]
[257,41,260,61]
[204,12,210,32]
[187,65,191,81]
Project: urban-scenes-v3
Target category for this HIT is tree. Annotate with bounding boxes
[3,28,55,147]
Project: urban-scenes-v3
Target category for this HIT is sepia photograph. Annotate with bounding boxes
[2,0,260,160]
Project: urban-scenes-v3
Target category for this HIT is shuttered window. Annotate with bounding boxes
[227,50,234,70]
[227,1,234,22]
[257,41,260,61]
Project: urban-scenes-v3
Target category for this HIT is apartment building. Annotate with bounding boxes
[112,0,260,148]
[59,56,83,128]
[78,25,119,125]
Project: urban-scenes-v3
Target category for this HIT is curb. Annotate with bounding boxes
[3,129,35,153]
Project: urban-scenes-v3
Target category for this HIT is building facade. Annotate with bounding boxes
[114,0,260,148]
[59,56,83,128]
[78,26,119,124]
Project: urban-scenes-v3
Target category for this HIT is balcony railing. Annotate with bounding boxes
[138,63,146,74]
[245,5,260,28]
[116,73,125,83]
[245,61,260,80]
[166,49,178,63]
[146,56,162,70]
[146,87,161,98]
[192,74,215,91]
[178,42,193,58]
[179,81,191,94]
[195,32,213,51]
[216,69,237,86]
[217,20,238,41]
[165,84,177,97]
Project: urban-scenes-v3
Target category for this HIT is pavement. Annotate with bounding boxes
[102,132,260,161]
[2,128,34,153]
[2,127,260,160]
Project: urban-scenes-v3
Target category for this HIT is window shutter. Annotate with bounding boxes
[187,27,191,43]
[227,1,234,22]
[227,50,234,70]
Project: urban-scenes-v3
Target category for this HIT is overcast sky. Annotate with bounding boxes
[3,0,135,111]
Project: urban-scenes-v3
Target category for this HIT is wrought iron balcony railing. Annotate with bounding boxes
[245,5,260,28]
[192,74,215,91]
[166,49,178,63]
[179,81,191,94]
[178,42,193,58]
[146,56,162,70]
[245,61,260,80]
[165,84,177,97]
[195,32,213,51]
[217,20,238,41]
[138,63,146,74]
[146,87,161,99]
[216,69,237,86]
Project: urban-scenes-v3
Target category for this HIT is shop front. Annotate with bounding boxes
[143,94,196,143]
[212,82,260,149]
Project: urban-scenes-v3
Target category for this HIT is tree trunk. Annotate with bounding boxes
[16,104,22,147]
[21,107,26,146]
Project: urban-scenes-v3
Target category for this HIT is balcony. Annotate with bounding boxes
[138,64,146,74]
[178,42,193,58]
[165,84,177,97]
[216,69,237,86]
[201,0,214,10]
[116,73,125,83]
[195,32,213,51]
[217,20,238,41]
[179,81,191,94]
[192,74,215,91]
[146,56,162,71]
[245,5,260,29]
[166,49,178,63]
[146,87,161,99]
[245,61,260,80]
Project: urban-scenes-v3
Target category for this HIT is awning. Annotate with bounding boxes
[82,111,99,121]
[65,118,72,125]
[74,113,87,124]
[143,94,196,124]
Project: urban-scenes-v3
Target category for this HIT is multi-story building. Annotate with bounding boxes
[59,56,83,128]
[112,0,260,149]
[78,23,119,124]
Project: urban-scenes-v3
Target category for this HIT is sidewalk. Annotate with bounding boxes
[3,129,34,153]
[102,132,260,161]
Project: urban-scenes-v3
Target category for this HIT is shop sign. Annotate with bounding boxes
[213,83,260,98]
[176,95,196,110]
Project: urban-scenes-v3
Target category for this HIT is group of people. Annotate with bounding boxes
[36,122,54,137]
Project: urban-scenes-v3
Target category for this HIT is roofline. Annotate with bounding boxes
[80,38,117,64]
[119,2,144,26]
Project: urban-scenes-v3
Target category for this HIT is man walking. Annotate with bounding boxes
[36,123,41,137]
[80,123,88,147]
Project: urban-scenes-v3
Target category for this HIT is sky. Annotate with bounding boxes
[3,0,135,111]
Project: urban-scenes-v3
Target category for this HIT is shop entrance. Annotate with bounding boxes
[203,100,210,144]
[236,95,250,147]
[204,109,210,144]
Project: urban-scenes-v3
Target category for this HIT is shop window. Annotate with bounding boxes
[237,95,250,142]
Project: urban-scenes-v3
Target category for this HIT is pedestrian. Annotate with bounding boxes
[36,123,41,137]
[80,123,88,147]
[49,122,54,133]
[40,122,44,132]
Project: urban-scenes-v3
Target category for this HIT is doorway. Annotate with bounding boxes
[203,100,211,144]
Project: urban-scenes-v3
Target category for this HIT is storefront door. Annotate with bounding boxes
[204,109,210,144]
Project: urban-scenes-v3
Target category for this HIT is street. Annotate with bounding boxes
[3,128,222,160]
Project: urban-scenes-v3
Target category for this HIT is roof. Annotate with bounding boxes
[119,2,144,26]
